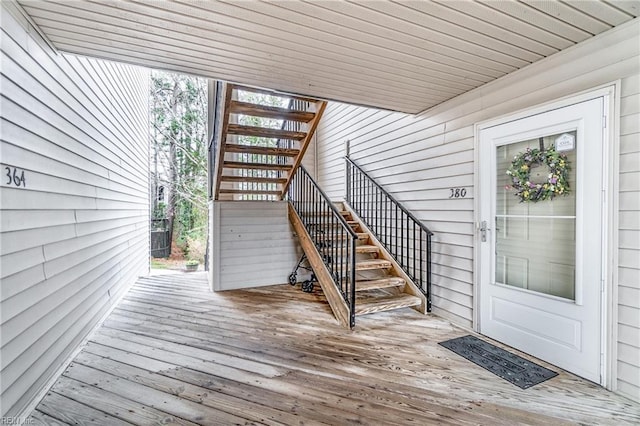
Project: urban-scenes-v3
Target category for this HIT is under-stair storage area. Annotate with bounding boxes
[209,201,298,291]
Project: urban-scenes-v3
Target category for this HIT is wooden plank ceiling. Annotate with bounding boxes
[16,0,640,114]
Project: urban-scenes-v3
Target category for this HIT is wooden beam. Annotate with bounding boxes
[220,176,287,185]
[288,203,350,328]
[229,101,315,122]
[224,144,300,157]
[223,161,292,171]
[280,101,328,198]
[227,124,306,140]
[214,84,234,200]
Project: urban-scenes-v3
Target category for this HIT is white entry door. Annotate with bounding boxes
[478,97,606,383]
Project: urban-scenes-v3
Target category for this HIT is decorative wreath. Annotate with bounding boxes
[505,145,570,203]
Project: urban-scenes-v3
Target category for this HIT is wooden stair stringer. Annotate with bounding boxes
[280,100,328,198]
[288,203,350,328]
[213,83,234,200]
[342,202,428,314]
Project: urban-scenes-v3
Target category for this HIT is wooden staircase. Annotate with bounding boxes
[289,201,426,327]
[213,84,327,201]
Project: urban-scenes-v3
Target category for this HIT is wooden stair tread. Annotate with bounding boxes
[355,259,392,271]
[355,245,379,254]
[355,293,422,316]
[219,189,280,195]
[299,211,350,216]
[316,232,368,241]
[229,101,315,122]
[220,176,287,184]
[356,277,406,291]
[225,144,300,157]
[306,221,359,228]
[223,161,291,171]
[227,123,307,140]
[232,85,320,104]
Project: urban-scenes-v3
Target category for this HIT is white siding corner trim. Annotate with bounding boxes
[0,4,150,417]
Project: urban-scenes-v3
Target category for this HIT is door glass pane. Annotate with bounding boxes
[495,132,577,300]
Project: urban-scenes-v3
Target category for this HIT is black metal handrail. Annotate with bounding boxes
[288,165,358,327]
[345,156,433,311]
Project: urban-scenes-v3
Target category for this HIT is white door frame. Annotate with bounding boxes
[473,84,620,390]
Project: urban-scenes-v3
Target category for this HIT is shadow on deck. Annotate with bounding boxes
[29,272,639,425]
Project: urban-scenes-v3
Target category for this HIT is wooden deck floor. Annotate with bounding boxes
[29,272,639,425]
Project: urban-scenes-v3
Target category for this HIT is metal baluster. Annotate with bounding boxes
[419,229,424,292]
[349,236,356,328]
[411,222,417,280]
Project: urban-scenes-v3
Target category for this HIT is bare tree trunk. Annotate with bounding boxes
[167,81,180,251]
[152,95,159,217]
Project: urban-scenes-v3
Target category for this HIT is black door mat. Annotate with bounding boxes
[438,335,558,389]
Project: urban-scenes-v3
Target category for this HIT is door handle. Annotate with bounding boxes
[480,221,490,242]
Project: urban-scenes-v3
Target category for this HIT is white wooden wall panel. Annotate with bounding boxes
[301,134,316,179]
[316,20,640,402]
[617,71,640,402]
[211,201,298,291]
[0,5,149,417]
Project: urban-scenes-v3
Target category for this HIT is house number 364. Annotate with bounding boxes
[449,188,467,198]
[5,166,26,187]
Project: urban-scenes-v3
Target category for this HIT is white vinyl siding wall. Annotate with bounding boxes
[0,5,149,417]
[315,20,639,402]
[211,201,297,291]
[301,133,316,179]
[618,70,640,401]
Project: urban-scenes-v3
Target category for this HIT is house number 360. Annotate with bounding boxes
[449,188,466,198]
[5,166,26,187]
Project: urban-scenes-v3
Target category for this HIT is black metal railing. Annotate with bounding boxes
[288,165,358,327]
[345,157,433,311]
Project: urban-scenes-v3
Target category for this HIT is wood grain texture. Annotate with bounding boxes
[281,101,327,198]
[220,176,287,185]
[26,272,640,425]
[213,82,233,200]
[222,161,292,171]
[288,203,350,328]
[229,100,316,122]
[355,259,392,271]
[219,189,281,196]
[227,123,307,140]
[224,144,300,157]
[354,293,421,316]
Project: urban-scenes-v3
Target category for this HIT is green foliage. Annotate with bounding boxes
[150,71,208,255]
[152,202,166,220]
[506,145,571,203]
[150,259,169,269]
